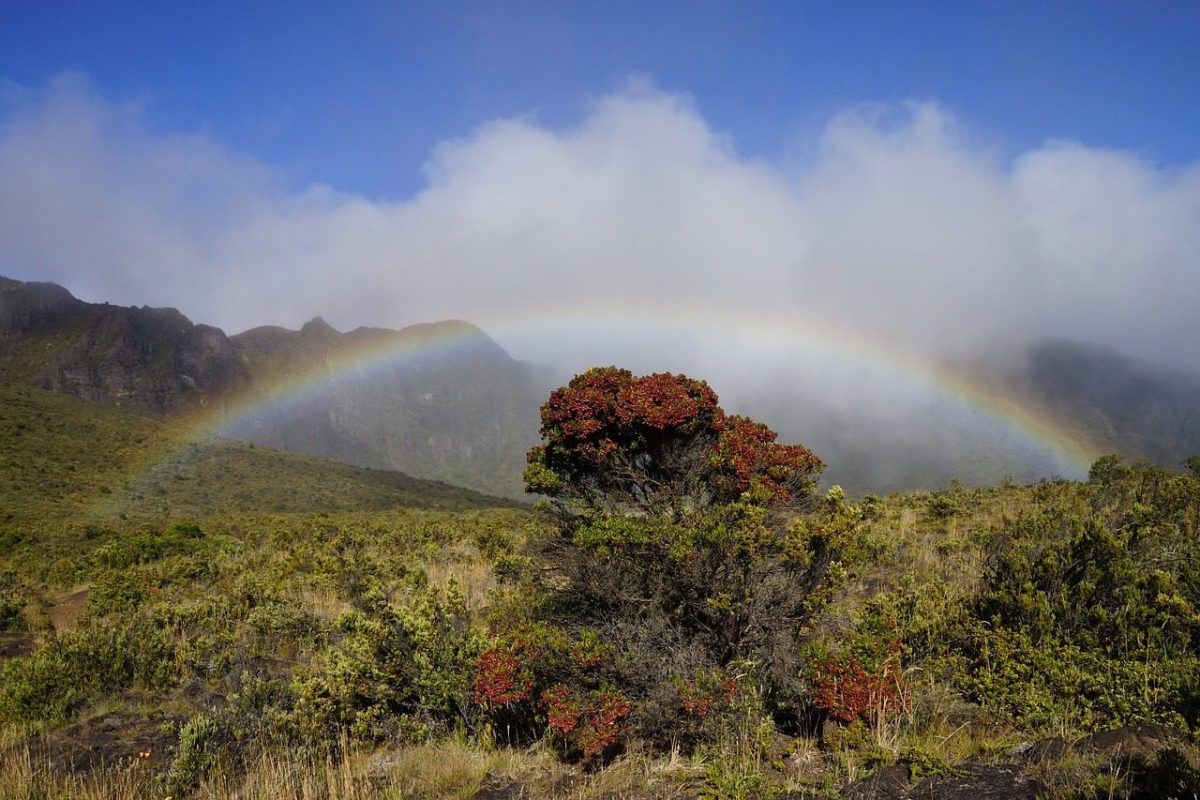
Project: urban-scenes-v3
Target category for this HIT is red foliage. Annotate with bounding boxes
[681,695,712,717]
[680,673,741,719]
[540,367,634,462]
[538,367,721,465]
[472,648,533,708]
[529,367,822,507]
[540,686,631,761]
[716,415,824,502]
[543,684,580,734]
[616,371,721,432]
[810,650,909,724]
[576,690,632,760]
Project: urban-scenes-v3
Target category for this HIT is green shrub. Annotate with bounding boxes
[281,583,480,746]
[163,714,222,797]
[0,611,178,724]
[86,567,151,616]
[91,525,207,570]
[938,459,1200,731]
[0,570,24,631]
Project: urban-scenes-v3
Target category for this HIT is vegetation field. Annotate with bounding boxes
[1,376,1198,799]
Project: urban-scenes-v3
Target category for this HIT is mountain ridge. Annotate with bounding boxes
[969,337,1200,471]
[0,275,546,497]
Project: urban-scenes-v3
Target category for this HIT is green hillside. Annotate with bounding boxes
[0,385,514,527]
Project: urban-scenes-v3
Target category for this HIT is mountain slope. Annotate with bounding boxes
[1,276,546,498]
[0,384,513,526]
[975,339,1200,468]
[227,317,546,498]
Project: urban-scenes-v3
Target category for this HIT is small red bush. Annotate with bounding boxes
[810,650,908,724]
[472,648,532,708]
[541,686,631,761]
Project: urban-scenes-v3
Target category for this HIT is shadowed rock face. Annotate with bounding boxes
[1,277,251,411]
[0,277,82,334]
[838,761,1041,800]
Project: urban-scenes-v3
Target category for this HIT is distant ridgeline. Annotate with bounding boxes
[0,276,549,499]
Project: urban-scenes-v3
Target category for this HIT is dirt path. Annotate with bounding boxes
[45,587,89,631]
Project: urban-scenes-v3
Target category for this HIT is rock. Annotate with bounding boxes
[26,707,181,773]
[1016,737,1069,761]
[1077,725,1185,759]
[842,762,911,799]
[908,764,1041,800]
[473,775,528,799]
[841,762,1042,800]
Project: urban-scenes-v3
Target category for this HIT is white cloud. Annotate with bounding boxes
[3,74,1196,370]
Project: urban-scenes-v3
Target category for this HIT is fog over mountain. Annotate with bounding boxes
[3,74,1198,488]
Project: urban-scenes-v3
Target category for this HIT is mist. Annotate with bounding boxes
[3,74,1199,489]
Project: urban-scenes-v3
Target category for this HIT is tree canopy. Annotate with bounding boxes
[523,366,824,514]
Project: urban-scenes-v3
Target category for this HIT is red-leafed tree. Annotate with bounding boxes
[477,368,860,757]
[523,366,824,515]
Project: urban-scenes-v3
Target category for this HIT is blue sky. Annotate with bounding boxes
[4,1,1198,198]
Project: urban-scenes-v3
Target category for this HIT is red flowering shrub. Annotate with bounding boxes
[541,685,631,761]
[473,624,630,758]
[524,367,822,513]
[810,648,909,725]
[576,690,631,760]
[543,684,580,735]
[499,367,859,759]
[472,648,532,708]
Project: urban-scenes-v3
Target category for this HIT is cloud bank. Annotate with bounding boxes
[3,74,1197,365]
[2,74,1198,487]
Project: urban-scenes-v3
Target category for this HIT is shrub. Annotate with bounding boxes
[0,570,24,631]
[282,583,481,745]
[479,368,859,758]
[939,458,1200,730]
[524,367,822,515]
[0,611,178,725]
[810,652,908,725]
[163,714,222,797]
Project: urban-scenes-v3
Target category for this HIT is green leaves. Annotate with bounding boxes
[936,459,1200,730]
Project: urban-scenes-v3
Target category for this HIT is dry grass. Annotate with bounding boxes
[194,747,366,800]
[44,586,89,632]
[0,738,716,800]
[423,553,497,612]
[0,745,150,800]
[300,586,356,623]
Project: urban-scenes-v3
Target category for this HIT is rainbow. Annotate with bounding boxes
[110,308,1101,505]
